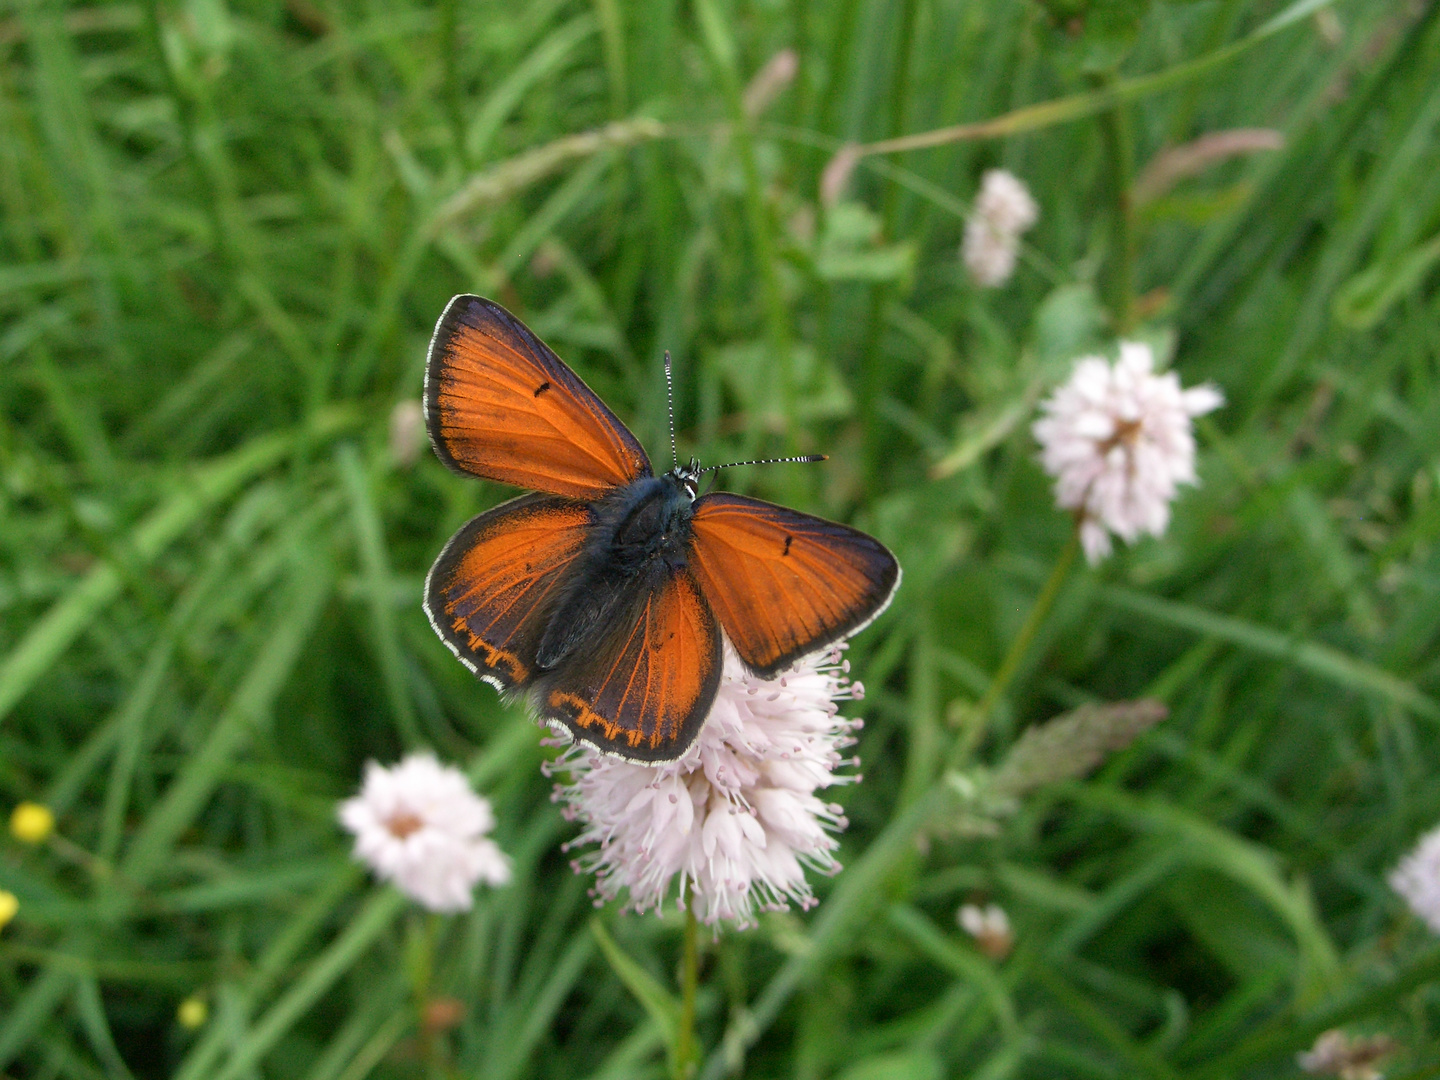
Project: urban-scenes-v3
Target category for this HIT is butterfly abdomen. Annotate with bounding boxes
[534,476,697,670]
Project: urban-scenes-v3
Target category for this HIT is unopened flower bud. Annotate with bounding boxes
[958,903,1013,960]
[10,802,54,845]
[389,400,427,468]
[177,996,208,1029]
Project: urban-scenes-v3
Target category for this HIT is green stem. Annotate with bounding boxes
[438,0,466,166]
[1096,90,1137,333]
[694,0,793,439]
[412,913,440,1072]
[675,907,700,1080]
[859,0,920,494]
[952,531,1080,765]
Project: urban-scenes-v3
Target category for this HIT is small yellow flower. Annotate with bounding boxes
[0,890,18,930]
[10,802,54,845]
[177,996,208,1029]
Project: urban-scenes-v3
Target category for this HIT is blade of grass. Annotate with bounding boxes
[486,932,596,1080]
[849,0,1343,157]
[590,919,680,1075]
[698,783,953,1080]
[172,863,364,1080]
[465,13,598,162]
[0,950,78,1069]
[1064,785,1342,1001]
[1033,964,1181,1080]
[298,986,408,1080]
[206,889,408,1080]
[337,443,421,747]
[119,558,332,886]
[0,408,356,728]
[72,975,134,1080]
[329,1009,411,1080]
[886,905,1019,1040]
[1193,944,1440,1080]
[1096,584,1439,723]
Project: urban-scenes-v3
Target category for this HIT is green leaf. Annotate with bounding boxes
[1066,786,1342,1003]
[713,340,853,426]
[814,202,916,284]
[886,905,1019,1039]
[1332,233,1440,330]
[1096,584,1440,723]
[832,1050,943,1080]
[590,919,680,1061]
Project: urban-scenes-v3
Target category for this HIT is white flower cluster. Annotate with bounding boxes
[1390,822,1440,934]
[1297,1029,1397,1080]
[962,169,1039,287]
[958,903,1013,960]
[549,643,864,928]
[339,752,511,912]
[1033,341,1223,563]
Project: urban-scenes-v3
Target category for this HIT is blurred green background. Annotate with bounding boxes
[3,0,1440,1076]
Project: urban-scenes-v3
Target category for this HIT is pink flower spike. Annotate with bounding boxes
[962,169,1039,288]
[339,752,511,912]
[1033,341,1223,563]
[1390,822,1440,933]
[551,642,864,929]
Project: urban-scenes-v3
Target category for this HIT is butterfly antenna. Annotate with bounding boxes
[697,454,828,474]
[664,350,678,470]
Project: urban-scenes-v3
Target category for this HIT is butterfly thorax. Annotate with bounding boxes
[534,473,696,670]
[600,473,696,567]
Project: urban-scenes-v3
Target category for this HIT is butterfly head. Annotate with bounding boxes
[668,457,702,501]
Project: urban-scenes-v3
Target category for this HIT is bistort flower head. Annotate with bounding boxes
[339,752,510,912]
[962,169,1039,287]
[1389,822,1440,933]
[548,642,864,929]
[1033,341,1223,563]
[1297,1029,1398,1080]
[958,902,1014,960]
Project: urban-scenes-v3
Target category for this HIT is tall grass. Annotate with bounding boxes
[2,0,1439,1076]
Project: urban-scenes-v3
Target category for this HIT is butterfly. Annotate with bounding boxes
[423,295,900,763]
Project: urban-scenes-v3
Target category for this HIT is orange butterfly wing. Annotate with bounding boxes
[424,493,592,692]
[535,565,721,763]
[425,295,651,499]
[688,494,900,677]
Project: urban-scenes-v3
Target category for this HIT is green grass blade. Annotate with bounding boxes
[119,560,332,886]
[0,410,355,728]
[206,890,408,1080]
[1097,584,1439,722]
[337,443,421,746]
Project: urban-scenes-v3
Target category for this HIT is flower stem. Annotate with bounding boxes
[952,531,1079,764]
[676,907,700,1080]
[1096,87,1137,334]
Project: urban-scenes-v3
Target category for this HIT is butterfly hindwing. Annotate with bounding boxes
[424,493,592,692]
[535,563,721,762]
[425,295,652,499]
[688,493,900,677]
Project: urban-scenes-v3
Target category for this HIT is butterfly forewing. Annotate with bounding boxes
[536,565,721,762]
[688,493,900,677]
[425,493,592,691]
[426,295,652,499]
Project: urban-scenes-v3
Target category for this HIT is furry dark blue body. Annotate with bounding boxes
[535,473,695,669]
